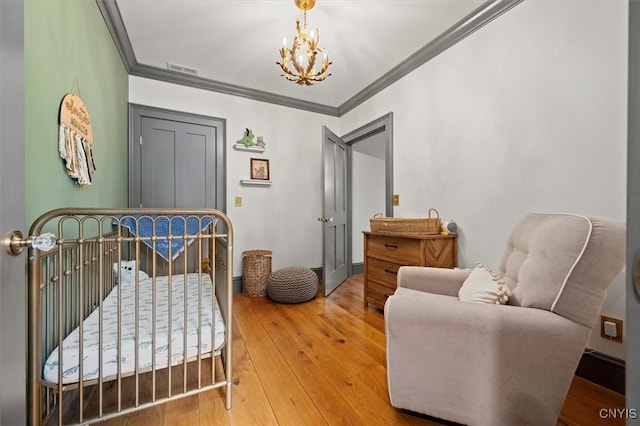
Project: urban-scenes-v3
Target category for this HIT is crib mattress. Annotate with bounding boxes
[43,273,226,385]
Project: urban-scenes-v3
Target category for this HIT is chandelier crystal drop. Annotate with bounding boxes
[277,0,332,86]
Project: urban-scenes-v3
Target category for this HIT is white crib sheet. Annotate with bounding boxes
[43,273,226,384]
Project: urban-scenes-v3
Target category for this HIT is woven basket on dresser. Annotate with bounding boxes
[370,208,441,234]
[242,250,272,297]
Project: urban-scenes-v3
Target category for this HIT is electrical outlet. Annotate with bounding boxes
[234,196,242,207]
[600,315,623,343]
[393,194,400,206]
[603,321,617,337]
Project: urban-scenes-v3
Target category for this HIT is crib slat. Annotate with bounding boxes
[183,242,188,395]
[78,235,85,423]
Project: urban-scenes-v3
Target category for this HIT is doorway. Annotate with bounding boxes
[321,113,393,295]
[343,113,394,274]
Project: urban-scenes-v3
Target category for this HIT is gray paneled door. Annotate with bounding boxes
[0,0,26,423]
[129,105,226,210]
[322,126,349,295]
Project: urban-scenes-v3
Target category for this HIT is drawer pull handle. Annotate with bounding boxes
[384,243,398,249]
[384,268,398,275]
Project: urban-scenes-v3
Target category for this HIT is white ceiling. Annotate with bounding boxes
[107,0,510,113]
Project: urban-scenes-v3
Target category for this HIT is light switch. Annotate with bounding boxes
[234,196,242,207]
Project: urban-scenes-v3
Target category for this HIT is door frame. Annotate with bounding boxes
[627,0,640,411]
[128,104,227,211]
[342,112,394,276]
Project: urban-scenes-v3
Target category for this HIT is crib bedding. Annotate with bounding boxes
[43,273,225,385]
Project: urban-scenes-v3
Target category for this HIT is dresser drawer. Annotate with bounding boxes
[367,234,422,264]
[366,280,396,309]
[366,256,402,287]
[363,231,457,310]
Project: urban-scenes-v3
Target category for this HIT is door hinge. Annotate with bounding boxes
[139,203,143,208]
[139,135,142,146]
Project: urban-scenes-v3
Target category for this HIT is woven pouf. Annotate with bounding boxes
[267,266,318,304]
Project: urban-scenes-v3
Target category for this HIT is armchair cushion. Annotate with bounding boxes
[458,265,512,304]
[498,213,625,327]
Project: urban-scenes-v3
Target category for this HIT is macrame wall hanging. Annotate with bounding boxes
[58,78,96,187]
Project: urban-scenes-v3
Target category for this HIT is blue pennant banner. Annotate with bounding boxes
[117,215,216,262]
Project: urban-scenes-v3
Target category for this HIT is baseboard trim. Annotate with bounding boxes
[233,276,242,293]
[575,350,625,394]
[352,262,364,275]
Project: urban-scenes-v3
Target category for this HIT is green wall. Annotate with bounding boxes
[25,0,129,227]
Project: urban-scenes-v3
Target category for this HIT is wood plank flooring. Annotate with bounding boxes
[89,274,624,426]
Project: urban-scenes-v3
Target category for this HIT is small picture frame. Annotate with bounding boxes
[250,158,270,180]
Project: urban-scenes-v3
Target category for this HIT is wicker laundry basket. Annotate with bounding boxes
[242,249,272,297]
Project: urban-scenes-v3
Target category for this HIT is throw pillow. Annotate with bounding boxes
[458,263,512,305]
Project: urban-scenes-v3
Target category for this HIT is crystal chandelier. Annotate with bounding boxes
[277,0,332,86]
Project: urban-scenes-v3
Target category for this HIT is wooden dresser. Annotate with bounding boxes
[363,231,457,309]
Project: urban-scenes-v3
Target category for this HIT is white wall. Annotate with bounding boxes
[352,150,386,263]
[129,76,340,275]
[341,1,628,358]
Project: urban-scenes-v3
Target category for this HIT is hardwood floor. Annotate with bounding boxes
[92,274,624,426]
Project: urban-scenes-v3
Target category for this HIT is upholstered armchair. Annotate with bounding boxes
[385,213,625,426]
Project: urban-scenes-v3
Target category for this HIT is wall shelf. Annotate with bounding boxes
[233,144,265,153]
[240,179,271,186]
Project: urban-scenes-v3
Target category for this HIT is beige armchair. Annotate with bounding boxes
[385,213,625,426]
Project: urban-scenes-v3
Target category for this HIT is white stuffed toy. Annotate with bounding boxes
[113,260,149,284]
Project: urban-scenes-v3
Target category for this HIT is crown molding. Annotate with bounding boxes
[96,0,522,117]
[96,0,339,116]
[337,0,524,116]
[129,64,340,117]
[96,0,135,73]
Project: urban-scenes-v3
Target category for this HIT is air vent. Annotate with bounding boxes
[166,62,199,76]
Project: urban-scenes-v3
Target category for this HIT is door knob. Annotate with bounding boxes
[3,231,57,255]
[317,217,334,223]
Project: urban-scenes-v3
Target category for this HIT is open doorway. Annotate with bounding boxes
[321,113,393,295]
[320,113,393,295]
[343,113,393,274]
